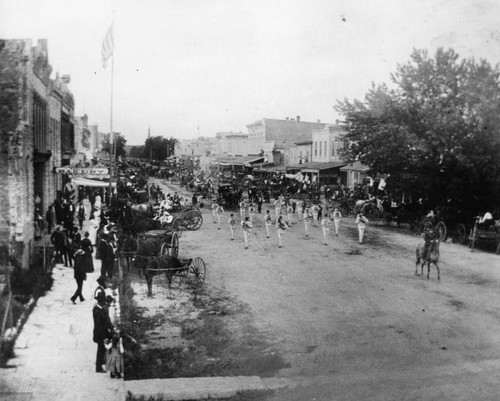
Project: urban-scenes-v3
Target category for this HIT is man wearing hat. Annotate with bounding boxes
[98,233,116,279]
[93,291,113,372]
[70,248,87,304]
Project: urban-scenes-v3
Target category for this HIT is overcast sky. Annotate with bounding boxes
[1,0,500,145]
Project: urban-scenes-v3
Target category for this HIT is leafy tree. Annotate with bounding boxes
[102,132,127,160]
[336,48,500,215]
[129,145,145,159]
[143,136,177,160]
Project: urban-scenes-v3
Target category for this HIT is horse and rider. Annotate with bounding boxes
[415,221,440,280]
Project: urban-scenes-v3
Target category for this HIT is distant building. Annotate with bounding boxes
[175,137,216,158]
[288,141,312,166]
[246,116,327,163]
[74,114,100,164]
[0,38,75,267]
[215,131,248,157]
[311,124,345,162]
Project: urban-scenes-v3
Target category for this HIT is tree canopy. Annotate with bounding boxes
[336,48,500,215]
[102,132,127,160]
[143,136,177,160]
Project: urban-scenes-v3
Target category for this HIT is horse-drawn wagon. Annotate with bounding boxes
[468,217,500,254]
[138,229,180,257]
[160,205,204,231]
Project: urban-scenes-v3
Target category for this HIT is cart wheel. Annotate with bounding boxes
[183,210,203,231]
[160,242,169,255]
[435,222,447,242]
[170,232,179,258]
[189,257,206,284]
[453,224,466,244]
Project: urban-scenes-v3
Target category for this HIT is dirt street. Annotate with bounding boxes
[149,179,500,400]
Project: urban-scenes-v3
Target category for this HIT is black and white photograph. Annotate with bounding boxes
[1,0,500,400]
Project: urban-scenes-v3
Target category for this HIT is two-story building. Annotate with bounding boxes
[246,116,327,164]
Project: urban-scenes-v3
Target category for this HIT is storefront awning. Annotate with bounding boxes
[287,161,347,173]
[72,177,116,188]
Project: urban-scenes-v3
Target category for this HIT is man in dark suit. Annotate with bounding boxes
[93,292,113,372]
[98,234,115,279]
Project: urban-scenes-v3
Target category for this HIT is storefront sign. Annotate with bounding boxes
[56,167,109,178]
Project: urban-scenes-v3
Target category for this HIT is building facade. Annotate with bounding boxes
[215,131,248,156]
[247,117,327,163]
[0,39,75,268]
[175,137,216,158]
[311,124,345,162]
[74,114,100,164]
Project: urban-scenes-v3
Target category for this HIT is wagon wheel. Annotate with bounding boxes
[189,257,206,284]
[183,210,203,231]
[160,241,170,255]
[452,224,467,244]
[435,221,447,242]
[170,232,179,258]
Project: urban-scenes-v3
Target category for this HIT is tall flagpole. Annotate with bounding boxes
[108,18,115,205]
[109,47,114,204]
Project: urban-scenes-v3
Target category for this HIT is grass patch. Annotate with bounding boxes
[126,389,274,401]
[121,277,290,380]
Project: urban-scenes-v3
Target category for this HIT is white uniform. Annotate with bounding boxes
[321,217,331,244]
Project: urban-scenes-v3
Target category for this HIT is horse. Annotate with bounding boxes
[354,198,383,215]
[133,238,191,297]
[415,238,440,280]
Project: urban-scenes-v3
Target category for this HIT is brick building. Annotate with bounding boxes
[246,116,327,164]
[0,39,75,268]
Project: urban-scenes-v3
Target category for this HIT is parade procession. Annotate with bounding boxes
[1,1,500,401]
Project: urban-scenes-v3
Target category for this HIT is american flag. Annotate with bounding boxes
[101,23,114,68]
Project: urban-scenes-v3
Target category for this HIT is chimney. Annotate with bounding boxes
[296,115,300,122]
[335,119,339,125]
[317,119,321,123]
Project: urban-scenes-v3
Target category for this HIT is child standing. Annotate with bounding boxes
[286,204,294,225]
[228,213,237,240]
[105,330,124,378]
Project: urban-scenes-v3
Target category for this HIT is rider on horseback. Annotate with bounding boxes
[422,224,436,259]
